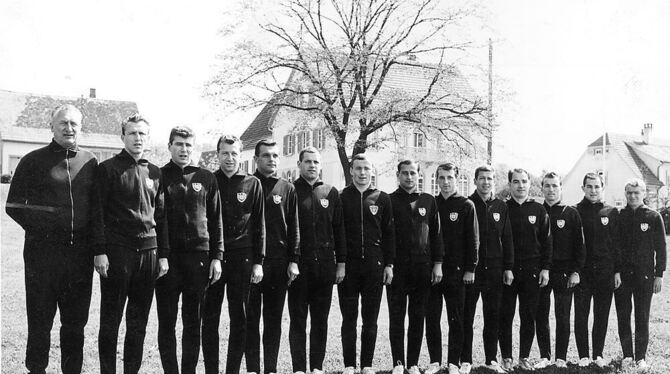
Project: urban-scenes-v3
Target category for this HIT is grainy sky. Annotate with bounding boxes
[1,0,668,174]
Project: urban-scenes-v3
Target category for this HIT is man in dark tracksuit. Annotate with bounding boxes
[338,154,395,374]
[289,146,346,374]
[615,178,666,370]
[246,140,300,374]
[156,126,224,374]
[388,160,444,374]
[202,135,265,374]
[6,105,101,374]
[535,172,585,368]
[500,168,552,371]
[463,166,514,374]
[574,172,619,367]
[95,114,170,374]
[425,163,478,374]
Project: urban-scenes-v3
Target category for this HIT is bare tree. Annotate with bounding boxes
[208,0,489,184]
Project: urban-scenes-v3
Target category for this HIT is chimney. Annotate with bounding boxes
[642,123,652,144]
[89,88,96,99]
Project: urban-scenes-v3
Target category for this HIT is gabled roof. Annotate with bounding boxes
[239,102,276,150]
[625,143,663,186]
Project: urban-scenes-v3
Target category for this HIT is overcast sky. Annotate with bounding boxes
[1,0,669,174]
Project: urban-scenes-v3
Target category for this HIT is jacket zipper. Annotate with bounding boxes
[360,191,365,259]
[66,149,74,245]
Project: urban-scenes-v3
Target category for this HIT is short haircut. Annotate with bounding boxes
[255,139,277,156]
[474,165,495,179]
[217,134,242,153]
[436,163,459,177]
[624,178,646,191]
[350,153,370,167]
[298,146,319,161]
[582,172,604,187]
[169,126,195,144]
[397,159,420,172]
[50,104,82,123]
[121,113,150,135]
[541,171,562,186]
[508,168,529,183]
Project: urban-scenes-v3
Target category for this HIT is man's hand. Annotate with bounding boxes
[383,265,394,285]
[251,264,264,284]
[654,276,663,294]
[614,272,622,290]
[287,262,299,286]
[94,254,109,278]
[463,271,475,285]
[503,270,514,285]
[335,262,346,284]
[431,263,443,285]
[209,259,222,284]
[539,269,549,287]
[567,272,580,288]
[157,258,169,279]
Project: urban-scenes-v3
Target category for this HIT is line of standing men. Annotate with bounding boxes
[5,105,667,374]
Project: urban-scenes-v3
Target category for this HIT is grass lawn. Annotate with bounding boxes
[3,183,670,373]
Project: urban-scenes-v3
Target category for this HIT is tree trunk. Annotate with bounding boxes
[337,142,352,185]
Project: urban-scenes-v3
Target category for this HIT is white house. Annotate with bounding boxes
[226,61,489,196]
[562,123,670,208]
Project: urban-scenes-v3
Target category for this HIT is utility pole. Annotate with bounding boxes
[487,38,493,165]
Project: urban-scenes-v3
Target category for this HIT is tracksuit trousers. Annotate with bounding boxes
[425,268,465,366]
[536,269,574,361]
[462,266,503,365]
[615,271,655,360]
[500,263,541,360]
[573,264,615,360]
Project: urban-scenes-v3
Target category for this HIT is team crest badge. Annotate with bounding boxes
[192,183,202,192]
[641,223,649,232]
[237,192,247,203]
[557,219,565,229]
[528,215,537,224]
[601,217,609,226]
[418,207,426,216]
[273,194,282,204]
[450,212,458,221]
[320,198,329,208]
[369,205,379,215]
[493,212,500,222]
[146,178,154,189]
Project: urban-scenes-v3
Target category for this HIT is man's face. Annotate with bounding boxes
[582,177,603,203]
[298,152,321,182]
[509,171,530,200]
[255,145,280,175]
[397,163,419,191]
[121,121,150,157]
[51,107,82,149]
[437,168,457,195]
[168,135,194,168]
[475,170,495,196]
[542,176,562,205]
[625,185,646,208]
[218,142,241,174]
[350,159,372,189]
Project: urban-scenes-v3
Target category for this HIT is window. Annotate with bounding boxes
[313,129,326,149]
[431,173,439,195]
[283,134,295,155]
[371,169,377,189]
[418,172,424,193]
[596,169,608,185]
[297,131,311,151]
[413,131,425,148]
[458,174,470,196]
[242,160,249,173]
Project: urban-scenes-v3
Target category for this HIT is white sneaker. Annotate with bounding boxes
[392,364,405,374]
[425,362,440,374]
[637,359,649,371]
[501,358,514,371]
[519,358,534,371]
[621,357,634,369]
[312,369,324,374]
[578,357,590,367]
[458,363,471,374]
[343,367,355,374]
[486,361,506,374]
[362,367,375,374]
[555,359,567,368]
[294,372,306,374]
[408,366,421,374]
[533,357,550,369]
[447,363,459,374]
[595,356,607,367]
[247,372,257,374]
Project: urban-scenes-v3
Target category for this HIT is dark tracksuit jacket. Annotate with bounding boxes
[388,188,443,367]
[338,184,396,368]
[615,204,667,360]
[246,172,300,374]
[574,198,619,359]
[426,192,479,365]
[96,148,168,374]
[6,140,101,374]
[289,176,346,372]
[462,192,514,365]
[500,198,552,360]
[156,161,223,374]
[203,169,265,374]
[537,202,585,360]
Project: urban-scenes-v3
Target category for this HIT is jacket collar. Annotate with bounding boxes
[436,192,461,201]
[117,148,148,164]
[254,170,278,182]
[344,183,376,195]
[295,176,323,188]
[164,159,199,172]
[48,139,79,154]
